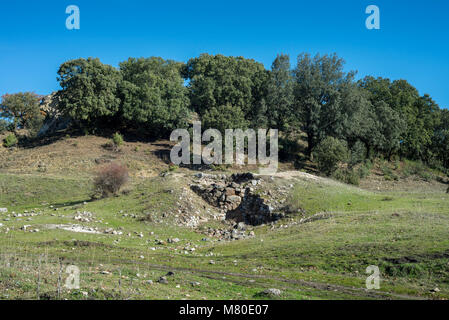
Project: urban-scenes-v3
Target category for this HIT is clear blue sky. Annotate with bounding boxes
[1,0,448,108]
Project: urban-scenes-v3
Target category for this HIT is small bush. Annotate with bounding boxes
[112,132,124,148]
[93,163,129,198]
[380,162,398,181]
[357,163,371,179]
[313,137,348,176]
[332,168,360,186]
[3,134,18,148]
[402,161,434,181]
[346,170,360,185]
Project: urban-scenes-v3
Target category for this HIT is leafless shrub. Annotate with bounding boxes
[93,163,129,198]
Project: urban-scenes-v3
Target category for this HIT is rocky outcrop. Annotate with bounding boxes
[38,92,72,136]
[190,172,284,226]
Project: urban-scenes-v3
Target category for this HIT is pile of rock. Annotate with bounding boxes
[202,222,256,241]
[104,228,123,235]
[190,172,284,226]
[74,211,94,222]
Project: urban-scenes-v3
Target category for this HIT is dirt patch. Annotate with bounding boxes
[45,224,102,234]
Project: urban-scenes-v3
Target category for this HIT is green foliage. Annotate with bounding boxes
[371,101,406,157]
[3,133,18,148]
[0,119,11,134]
[0,92,42,131]
[332,168,360,186]
[359,77,439,161]
[402,161,435,181]
[44,53,449,173]
[26,112,45,137]
[433,109,449,169]
[356,162,371,180]
[279,133,301,161]
[183,54,268,125]
[293,53,356,156]
[119,57,190,137]
[57,58,122,128]
[381,166,399,181]
[349,141,367,166]
[266,54,294,130]
[313,137,348,175]
[112,132,124,147]
[202,104,249,134]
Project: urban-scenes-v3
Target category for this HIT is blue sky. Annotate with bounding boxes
[1,0,448,108]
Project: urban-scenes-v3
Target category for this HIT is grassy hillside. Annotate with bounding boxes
[0,136,448,300]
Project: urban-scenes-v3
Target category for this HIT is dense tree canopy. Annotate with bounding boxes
[183,54,268,127]
[292,53,356,156]
[57,58,122,129]
[359,76,441,160]
[119,57,190,136]
[0,92,43,133]
[265,54,294,131]
[12,52,447,173]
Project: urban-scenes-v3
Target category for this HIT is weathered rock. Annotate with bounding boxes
[158,277,168,284]
[38,92,72,137]
[261,288,282,297]
[190,172,283,227]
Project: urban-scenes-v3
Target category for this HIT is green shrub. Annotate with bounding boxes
[313,137,348,176]
[3,134,18,148]
[402,161,434,181]
[357,163,371,179]
[349,141,366,166]
[380,162,398,181]
[331,168,360,186]
[26,113,45,137]
[112,132,124,148]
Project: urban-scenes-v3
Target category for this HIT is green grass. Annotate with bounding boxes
[1,171,448,300]
[0,173,91,210]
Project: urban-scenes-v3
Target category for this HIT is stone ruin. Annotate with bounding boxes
[190,172,284,226]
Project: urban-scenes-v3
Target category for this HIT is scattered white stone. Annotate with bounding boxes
[263,288,282,297]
